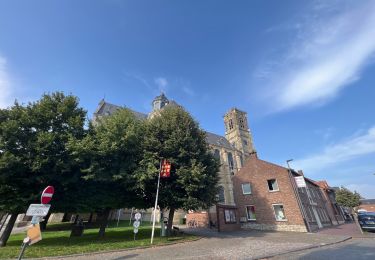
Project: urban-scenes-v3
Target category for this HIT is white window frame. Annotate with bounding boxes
[267,179,279,192]
[272,203,287,221]
[242,183,252,195]
[245,205,256,221]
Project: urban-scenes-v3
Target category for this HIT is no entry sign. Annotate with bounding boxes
[41,186,54,204]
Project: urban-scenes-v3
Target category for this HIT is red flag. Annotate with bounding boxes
[160,159,171,178]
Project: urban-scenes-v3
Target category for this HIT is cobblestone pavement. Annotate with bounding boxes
[272,238,375,260]
[47,229,350,260]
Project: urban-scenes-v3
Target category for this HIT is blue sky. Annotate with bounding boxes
[1,0,374,197]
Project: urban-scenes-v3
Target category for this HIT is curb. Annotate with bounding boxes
[27,236,202,260]
[253,236,352,260]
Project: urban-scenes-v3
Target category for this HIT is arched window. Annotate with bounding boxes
[217,186,225,203]
[228,152,234,173]
[213,149,221,162]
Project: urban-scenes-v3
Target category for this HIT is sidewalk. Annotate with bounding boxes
[50,228,351,260]
[316,222,375,238]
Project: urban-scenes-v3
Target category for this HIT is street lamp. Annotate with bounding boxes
[286,159,293,169]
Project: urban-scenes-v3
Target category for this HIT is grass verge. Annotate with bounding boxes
[0,222,196,259]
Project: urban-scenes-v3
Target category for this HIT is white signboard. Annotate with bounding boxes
[26,204,51,217]
[133,220,140,228]
[134,212,141,220]
[295,176,307,188]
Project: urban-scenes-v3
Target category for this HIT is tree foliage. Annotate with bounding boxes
[135,106,220,233]
[0,92,86,246]
[336,187,361,208]
[69,108,145,236]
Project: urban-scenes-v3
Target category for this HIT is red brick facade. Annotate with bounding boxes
[232,153,334,232]
[233,154,307,232]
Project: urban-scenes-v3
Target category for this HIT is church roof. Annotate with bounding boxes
[94,98,236,151]
[94,100,147,120]
[205,131,234,150]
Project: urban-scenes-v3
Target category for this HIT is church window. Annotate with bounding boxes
[217,186,225,203]
[239,155,244,168]
[239,117,245,129]
[229,119,233,130]
[213,149,221,162]
[228,152,234,172]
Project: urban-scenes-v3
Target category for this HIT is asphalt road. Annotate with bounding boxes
[273,238,375,260]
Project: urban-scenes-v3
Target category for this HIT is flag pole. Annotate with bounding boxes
[151,159,162,244]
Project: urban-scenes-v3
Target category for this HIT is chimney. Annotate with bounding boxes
[298,170,304,176]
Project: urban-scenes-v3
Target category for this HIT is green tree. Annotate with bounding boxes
[0,92,86,246]
[70,108,145,237]
[336,187,361,208]
[135,106,220,235]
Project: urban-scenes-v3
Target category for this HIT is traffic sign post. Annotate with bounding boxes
[18,186,54,260]
[133,219,140,240]
[41,186,54,204]
[26,204,51,217]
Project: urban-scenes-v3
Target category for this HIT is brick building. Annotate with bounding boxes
[232,153,333,232]
[315,181,345,224]
[358,199,375,212]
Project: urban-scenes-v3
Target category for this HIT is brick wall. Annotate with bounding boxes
[186,212,209,227]
[233,154,307,232]
[358,204,375,212]
[216,205,241,232]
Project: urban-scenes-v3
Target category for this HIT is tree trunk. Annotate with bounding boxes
[0,213,9,233]
[98,208,111,238]
[88,213,93,223]
[166,208,175,236]
[0,213,18,247]
[73,214,80,224]
[40,211,52,231]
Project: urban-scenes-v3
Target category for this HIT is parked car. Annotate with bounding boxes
[358,212,375,231]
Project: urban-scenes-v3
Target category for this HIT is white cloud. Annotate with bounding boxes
[154,77,168,92]
[257,1,375,112]
[293,126,375,173]
[0,55,13,108]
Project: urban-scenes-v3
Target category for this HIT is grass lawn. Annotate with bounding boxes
[0,221,196,259]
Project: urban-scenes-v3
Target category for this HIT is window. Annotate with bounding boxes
[224,209,236,223]
[243,140,248,146]
[229,119,233,130]
[267,179,279,191]
[273,204,287,221]
[246,205,256,220]
[213,149,221,162]
[227,152,234,172]
[242,183,252,195]
[239,117,245,129]
[217,186,225,203]
[239,155,243,168]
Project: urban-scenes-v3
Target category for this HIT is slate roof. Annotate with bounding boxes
[360,199,375,205]
[94,100,147,120]
[93,99,235,150]
[205,131,234,150]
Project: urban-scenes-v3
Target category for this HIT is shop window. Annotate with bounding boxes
[267,179,279,191]
[273,204,287,221]
[246,205,256,220]
[224,209,236,223]
[242,183,252,195]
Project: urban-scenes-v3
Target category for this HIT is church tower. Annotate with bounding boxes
[224,108,255,158]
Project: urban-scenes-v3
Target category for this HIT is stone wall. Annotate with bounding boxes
[242,222,307,232]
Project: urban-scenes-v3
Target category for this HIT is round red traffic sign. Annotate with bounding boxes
[41,186,55,204]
